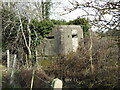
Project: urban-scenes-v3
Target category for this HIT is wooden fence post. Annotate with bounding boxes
[10,54,17,85]
[30,70,35,90]
[7,50,10,70]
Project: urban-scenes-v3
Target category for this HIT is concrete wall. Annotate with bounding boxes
[37,25,83,56]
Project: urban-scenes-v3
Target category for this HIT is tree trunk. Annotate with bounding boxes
[89,30,94,74]
[18,11,32,61]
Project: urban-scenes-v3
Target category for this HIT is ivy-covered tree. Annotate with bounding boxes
[1,2,54,66]
[41,0,52,20]
[28,19,54,64]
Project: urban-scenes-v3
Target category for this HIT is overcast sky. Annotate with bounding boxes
[50,0,118,22]
[50,0,87,21]
[2,0,118,22]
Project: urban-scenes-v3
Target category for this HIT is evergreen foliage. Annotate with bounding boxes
[51,19,67,25]
[67,17,90,32]
[31,19,54,46]
[51,18,90,34]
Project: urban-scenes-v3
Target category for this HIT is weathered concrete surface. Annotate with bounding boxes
[37,25,83,56]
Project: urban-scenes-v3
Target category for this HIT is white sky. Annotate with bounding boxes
[2,0,118,22]
[50,0,87,21]
[50,0,118,22]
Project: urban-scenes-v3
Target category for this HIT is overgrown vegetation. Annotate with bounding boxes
[67,17,90,32]
[1,0,120,89]
[47,35,119,88]
[1,4,90,65]
[51,18,90,32]
[1,4,55,65]
[2,68,50,88]
[2,35,119,88]
[51,18,91,38]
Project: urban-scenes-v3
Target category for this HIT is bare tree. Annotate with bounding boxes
[62,0,120,85]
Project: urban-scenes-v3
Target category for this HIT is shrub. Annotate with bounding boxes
[48,36,119,88]
[2,68,51,88]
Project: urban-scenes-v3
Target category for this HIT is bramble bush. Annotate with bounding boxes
[48,35,119,88]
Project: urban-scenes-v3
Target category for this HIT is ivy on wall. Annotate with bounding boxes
[30,19,54,46]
